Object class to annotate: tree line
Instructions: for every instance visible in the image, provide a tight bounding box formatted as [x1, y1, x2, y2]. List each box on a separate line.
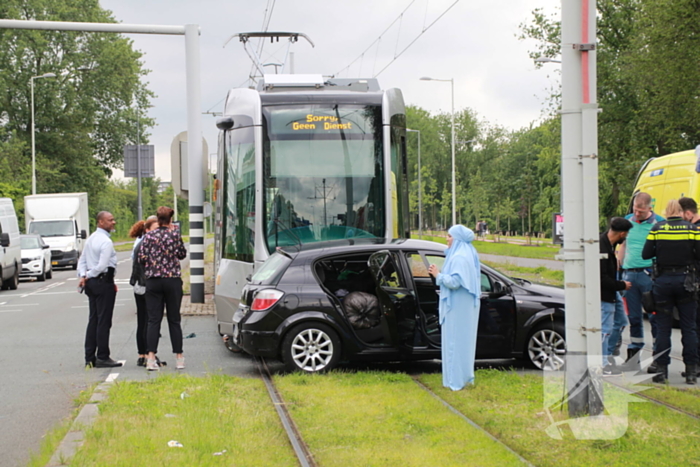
[407, 0, 700, 236]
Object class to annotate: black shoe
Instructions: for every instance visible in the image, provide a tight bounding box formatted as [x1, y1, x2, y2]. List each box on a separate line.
[602, 365, 622, 376]
[137, 357, 146, 367]
[95, 358, 123, 368]
[647, 362, 658, 374]
[156, 356, 167, 367]
[623, 348, 641, 372]
[685, 365, 697, 385]
[652, 364, 668, 384]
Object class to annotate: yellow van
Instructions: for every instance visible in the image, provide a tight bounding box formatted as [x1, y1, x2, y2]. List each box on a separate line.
[632, 147, 700, 211]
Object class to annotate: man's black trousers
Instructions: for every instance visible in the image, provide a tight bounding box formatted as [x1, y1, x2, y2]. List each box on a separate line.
[145, 277, 184, 354]
[652, 273, 698, 366]
[84, 278, 117, 363]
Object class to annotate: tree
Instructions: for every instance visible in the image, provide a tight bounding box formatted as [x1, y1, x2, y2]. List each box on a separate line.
[0, 0, 154, 201]
[520, 0, 700, 222]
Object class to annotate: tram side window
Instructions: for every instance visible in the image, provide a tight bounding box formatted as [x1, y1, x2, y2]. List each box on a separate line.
[222, 126, 256, 262]
[390, 113, 408, 238]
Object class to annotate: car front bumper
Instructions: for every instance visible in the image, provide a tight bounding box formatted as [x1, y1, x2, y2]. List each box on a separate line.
[20, 259, 44, 277]
[50, 249, 78, 267]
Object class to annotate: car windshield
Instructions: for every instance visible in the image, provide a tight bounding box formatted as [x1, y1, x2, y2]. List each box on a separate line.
[29, 220, 73, 237]
[20, 236, 42, 249]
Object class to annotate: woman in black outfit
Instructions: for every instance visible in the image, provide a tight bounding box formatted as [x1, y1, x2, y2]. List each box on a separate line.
[128, 216, 158, 367]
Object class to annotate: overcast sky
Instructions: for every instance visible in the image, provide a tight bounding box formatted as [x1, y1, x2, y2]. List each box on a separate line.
[99, 0, 560, 182]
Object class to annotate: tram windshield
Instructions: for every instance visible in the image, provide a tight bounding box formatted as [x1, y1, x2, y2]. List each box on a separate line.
[263, 104, 385, 251]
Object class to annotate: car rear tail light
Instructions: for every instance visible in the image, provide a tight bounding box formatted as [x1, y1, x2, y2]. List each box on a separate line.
[251, 289, 284, 311]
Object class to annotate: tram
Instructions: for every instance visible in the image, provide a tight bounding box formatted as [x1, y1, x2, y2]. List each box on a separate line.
[213, 73, 410, 346]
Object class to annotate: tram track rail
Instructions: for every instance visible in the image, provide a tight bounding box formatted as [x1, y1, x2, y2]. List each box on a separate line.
[255, 357, 317, 467]
[606, 378, 700, 421]
[410, 375, 536, 467]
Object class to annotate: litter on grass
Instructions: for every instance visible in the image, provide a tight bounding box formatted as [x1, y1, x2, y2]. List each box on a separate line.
[165, 413, 177, 418]
[213, 449, 228, 456]
[168, 440, 184, 448]
[180, 392, 189, 400]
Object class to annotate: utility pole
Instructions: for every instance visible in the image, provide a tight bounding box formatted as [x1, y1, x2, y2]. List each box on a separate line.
[560, 0, 603, 416]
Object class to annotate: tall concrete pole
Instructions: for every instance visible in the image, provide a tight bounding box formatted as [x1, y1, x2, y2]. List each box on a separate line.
[185, 24, 205, 303]
[561, 0, 603, 416]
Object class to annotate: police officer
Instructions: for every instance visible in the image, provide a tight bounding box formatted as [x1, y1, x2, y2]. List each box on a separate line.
[77, 211, 121, 368]
[642, 199, 700, 384]
[679, 196, 700, 378]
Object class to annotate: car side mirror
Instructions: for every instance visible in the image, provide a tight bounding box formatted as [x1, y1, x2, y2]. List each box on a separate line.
[246, 274, 252, 282]
[80, 230, 87, 240]
[0, 233, 9, 247]
[490, 281, 507, 298]
[42, 244, 50, 249]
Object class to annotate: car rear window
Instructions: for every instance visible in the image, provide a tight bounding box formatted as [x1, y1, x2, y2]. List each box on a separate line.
[251, 252, 292, 285]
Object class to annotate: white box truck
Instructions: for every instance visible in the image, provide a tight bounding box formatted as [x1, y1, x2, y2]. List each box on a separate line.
[25, 193, 89, 270]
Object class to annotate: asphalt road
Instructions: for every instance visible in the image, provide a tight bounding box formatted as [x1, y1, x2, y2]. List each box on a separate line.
[0, 249, 257, 467]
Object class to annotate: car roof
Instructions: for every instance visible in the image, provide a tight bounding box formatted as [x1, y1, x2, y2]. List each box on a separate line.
[278, 238, 447, 261]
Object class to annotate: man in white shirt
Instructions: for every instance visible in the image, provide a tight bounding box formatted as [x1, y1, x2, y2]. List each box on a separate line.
[77, 211, 121, 368]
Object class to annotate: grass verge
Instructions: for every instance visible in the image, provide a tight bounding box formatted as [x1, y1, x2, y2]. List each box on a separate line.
[418, 234, 559, 260]
[69, 374, 297, 467]
[642, 385, 700, 417]
[482, 260, 564, 287]
[26, 384, 96, 467]
[419, 370, 700, 467]
[274, 371, 527, 467]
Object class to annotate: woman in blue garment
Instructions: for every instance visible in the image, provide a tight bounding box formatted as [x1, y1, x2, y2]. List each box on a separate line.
[428, 225, 481, 390]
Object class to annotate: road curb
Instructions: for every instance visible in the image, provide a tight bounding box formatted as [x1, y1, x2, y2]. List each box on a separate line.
[45, 380, 113, 467]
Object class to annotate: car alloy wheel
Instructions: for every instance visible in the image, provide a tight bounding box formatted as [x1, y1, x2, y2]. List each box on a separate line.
[527, 323, 566, 371]
[282, 323, 340, 373]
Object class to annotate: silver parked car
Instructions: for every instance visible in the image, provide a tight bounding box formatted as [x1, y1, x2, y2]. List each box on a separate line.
[20, 234, 52, 281]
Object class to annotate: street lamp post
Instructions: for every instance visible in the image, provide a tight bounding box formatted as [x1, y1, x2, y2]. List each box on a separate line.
[406, 129, 422, 237]
[420, 76, 456, 226]
[30, 72, 56, 195]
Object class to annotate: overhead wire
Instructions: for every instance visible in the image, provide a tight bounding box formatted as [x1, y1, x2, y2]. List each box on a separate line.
[336, 0, 416, 77]
[374, 0, 460, 77]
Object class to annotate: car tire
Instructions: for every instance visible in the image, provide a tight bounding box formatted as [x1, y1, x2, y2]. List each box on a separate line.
[46, 265, 52, 280]
[526, 321, 566, 371]
[71, 263, 77, 270]
[281, 322, 341, 373]
[4, 265, 20, 290]
[37, 262, 46, 282]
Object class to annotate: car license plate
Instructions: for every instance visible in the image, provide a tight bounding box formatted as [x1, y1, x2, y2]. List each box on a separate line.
[52, 261, 58, 265]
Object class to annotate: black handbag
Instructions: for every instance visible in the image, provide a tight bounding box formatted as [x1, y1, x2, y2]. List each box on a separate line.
[641, 290, 656, 313]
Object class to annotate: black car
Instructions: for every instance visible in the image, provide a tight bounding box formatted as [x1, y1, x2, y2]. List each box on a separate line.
[232, 238, 566, 373]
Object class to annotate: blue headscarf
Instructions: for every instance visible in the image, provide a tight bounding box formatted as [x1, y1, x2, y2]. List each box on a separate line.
[439, 225, 481, 320]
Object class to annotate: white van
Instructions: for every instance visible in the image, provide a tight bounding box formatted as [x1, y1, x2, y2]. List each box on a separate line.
[0, 198, 21, 290]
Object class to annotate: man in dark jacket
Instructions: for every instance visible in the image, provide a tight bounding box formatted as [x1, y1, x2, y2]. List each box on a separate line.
[601, 217, 633, 375]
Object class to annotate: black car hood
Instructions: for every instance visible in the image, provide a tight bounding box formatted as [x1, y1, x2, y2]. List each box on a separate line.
[515, 281, 565, 301]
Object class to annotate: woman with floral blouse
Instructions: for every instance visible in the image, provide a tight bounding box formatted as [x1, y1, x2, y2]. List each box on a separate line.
[138, 206, 188, 371]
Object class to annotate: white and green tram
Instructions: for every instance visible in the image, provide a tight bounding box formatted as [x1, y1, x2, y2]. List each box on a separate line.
[213, 74, 410, 348]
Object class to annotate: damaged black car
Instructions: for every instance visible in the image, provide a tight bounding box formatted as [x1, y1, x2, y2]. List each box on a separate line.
[231, 238, 566, 373]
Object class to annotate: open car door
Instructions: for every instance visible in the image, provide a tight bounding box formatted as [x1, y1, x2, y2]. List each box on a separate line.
[368, 250, 420, 350]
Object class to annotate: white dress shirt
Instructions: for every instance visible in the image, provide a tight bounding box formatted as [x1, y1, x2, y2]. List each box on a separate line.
[77, 228, 117, 278]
